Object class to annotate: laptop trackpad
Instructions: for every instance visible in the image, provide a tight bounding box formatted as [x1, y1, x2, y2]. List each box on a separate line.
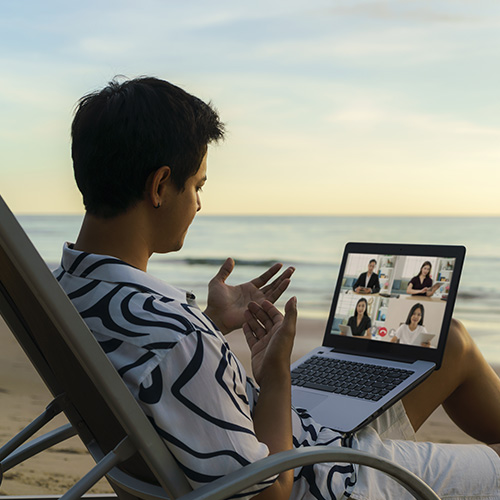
[292, 389, 328, 410]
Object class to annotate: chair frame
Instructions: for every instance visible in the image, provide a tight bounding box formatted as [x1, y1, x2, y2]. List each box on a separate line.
[0, 195, 440, 500]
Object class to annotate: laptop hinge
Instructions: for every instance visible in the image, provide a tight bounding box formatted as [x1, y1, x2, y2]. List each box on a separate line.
[329, 348, 414, 365]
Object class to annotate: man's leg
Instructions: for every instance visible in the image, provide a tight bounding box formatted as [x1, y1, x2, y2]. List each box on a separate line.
[403, 319, 500, 444]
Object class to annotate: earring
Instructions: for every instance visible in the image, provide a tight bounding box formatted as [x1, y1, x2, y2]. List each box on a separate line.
[154, 202, 161, 209]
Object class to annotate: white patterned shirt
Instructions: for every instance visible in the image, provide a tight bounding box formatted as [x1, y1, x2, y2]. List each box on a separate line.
[55, 243, 358, 499]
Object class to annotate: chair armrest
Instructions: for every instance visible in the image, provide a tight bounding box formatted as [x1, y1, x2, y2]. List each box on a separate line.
[178, 446, 440, 500]
[104, 446, 439, 500]
[1, 427, 439, 500]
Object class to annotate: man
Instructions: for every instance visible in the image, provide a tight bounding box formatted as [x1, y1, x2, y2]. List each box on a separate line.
[55, 76, 500, 500]
[353, 259, 381, 294]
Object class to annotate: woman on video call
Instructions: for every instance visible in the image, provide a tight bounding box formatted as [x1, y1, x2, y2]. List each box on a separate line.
[391, 303, 431, 347]
[347, 298, 372, 338]
[407, 261, 439, 297]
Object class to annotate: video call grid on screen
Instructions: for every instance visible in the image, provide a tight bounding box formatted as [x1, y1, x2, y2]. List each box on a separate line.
[330, 252, 457, 349]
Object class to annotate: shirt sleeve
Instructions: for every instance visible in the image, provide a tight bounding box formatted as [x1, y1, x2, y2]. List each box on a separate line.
[409, 276, 419, 289]
[132, 329, 277, 498]
[353, 273, 363, 290]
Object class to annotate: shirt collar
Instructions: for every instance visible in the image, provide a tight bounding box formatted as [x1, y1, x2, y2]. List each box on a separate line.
[61, 242, 189, 303]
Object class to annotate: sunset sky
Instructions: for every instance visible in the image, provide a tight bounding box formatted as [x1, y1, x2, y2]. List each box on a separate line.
[1, 0, 500, 215]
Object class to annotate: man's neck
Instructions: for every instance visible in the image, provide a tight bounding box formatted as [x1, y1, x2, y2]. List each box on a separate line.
[74, 211, 151, 271]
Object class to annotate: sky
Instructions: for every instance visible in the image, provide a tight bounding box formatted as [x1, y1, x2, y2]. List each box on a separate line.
[1, 0, 500, 216]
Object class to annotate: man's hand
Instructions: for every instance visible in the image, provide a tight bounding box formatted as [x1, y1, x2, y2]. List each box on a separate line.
[204, 258, 294, 334]
[242, 298, 297, 385]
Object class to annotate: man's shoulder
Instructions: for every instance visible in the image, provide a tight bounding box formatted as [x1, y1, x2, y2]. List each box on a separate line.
[55, 266, 206, 341]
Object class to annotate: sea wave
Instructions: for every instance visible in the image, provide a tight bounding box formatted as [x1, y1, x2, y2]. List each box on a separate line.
[457, 290, 500, 300]
[454, 305, 500, 316]
[152, 256, 337, 268]
[187, 257, 280, 267]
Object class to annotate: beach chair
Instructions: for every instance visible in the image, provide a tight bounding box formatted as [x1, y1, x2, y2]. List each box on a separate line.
[0, 194, 440, 500]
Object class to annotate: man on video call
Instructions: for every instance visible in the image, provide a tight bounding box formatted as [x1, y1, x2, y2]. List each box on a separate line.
[353, 259, 381, 294]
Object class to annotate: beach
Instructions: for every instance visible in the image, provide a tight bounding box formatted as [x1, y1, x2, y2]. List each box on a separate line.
[0, 314, 489, 496]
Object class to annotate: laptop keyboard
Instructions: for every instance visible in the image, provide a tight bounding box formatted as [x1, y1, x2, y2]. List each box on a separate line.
[291, 356, 413, 402]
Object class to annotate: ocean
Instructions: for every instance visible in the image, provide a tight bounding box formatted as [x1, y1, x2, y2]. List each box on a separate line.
[16, 214, 500, 364]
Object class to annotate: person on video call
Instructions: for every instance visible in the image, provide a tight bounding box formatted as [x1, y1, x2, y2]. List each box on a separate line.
[391, 303, 431, 347]
[55, 77, 500, 500]
[346, 298, 372, 338]
[353, 259, 380, 294]
[406, 261, 440, 297]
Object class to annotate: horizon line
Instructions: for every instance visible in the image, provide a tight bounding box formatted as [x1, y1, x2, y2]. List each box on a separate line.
[14, 211, 500, 218]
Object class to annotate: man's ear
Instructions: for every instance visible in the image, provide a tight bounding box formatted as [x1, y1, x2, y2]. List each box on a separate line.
[148, 166, 172, 208]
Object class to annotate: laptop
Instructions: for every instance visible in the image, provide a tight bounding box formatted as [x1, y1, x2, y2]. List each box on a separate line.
[291, 242, 465, 434]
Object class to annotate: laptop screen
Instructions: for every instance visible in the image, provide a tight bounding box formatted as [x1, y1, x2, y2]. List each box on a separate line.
[324, 243, 465, 368]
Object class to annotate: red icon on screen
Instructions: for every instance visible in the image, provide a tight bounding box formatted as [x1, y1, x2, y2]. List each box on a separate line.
[378, 327, 388, 337]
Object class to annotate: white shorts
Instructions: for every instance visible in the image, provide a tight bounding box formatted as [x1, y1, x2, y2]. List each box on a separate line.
[350, 401, 500, 500]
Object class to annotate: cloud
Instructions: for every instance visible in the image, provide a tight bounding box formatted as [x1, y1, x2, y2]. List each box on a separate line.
[77, 37, 137, 58]
[327, 103, 500, 139]
[324, 1, 472, 24]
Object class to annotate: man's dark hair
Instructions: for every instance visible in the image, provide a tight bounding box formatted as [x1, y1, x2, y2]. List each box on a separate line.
[71, 76, 225, 217]
[369, 259, 377, 265]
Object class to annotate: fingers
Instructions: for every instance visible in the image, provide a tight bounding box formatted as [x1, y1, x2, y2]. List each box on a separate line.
[248, 301, 278, 331]
[260, 299, 288, 324]
[244, 306, 269, 340]
[243, 299, 296, 335]
[243, 300, 283, 341]
[282, 296, 298, 329]
[250, 263, 284, 288]
[210, 257, 235, 284]
[263, 277, 291, 303]
[242, 322, 258, 349]
[260, 266, 295, 301]
[243, 298, 297, 355]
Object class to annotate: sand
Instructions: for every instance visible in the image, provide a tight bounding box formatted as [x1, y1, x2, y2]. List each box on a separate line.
[0, 314, 491, 496]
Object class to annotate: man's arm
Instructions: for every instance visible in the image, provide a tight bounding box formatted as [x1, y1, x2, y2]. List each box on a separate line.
[243, 299, 297, 500]
[353, 273, 363, 292]
[251, 366, 293, 499]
